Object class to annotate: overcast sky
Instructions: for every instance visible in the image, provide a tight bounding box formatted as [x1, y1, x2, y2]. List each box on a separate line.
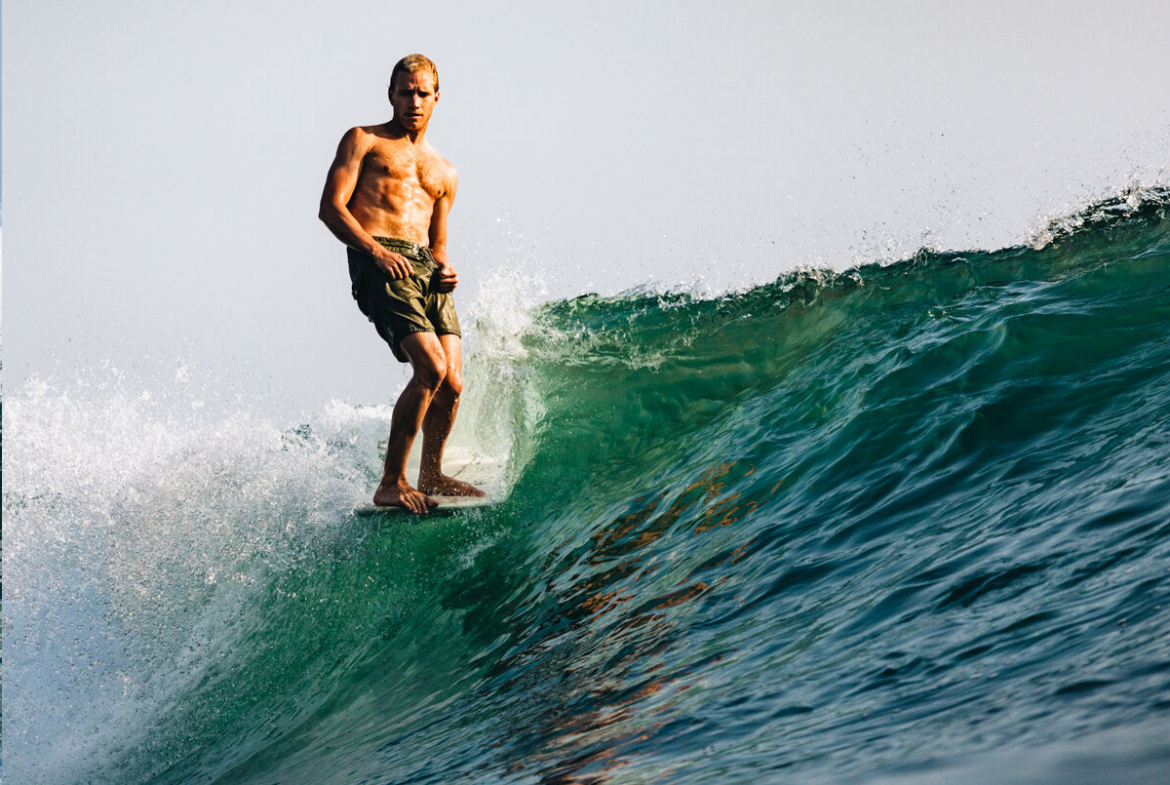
[4, 0, 1167, 409]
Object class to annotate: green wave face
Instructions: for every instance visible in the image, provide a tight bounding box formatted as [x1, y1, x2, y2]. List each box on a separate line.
[5, 190, 1170, 785]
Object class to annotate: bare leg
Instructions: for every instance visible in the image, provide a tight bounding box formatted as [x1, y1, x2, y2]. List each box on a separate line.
[418, 334, 485, 497]
[372, 333, 448, 513]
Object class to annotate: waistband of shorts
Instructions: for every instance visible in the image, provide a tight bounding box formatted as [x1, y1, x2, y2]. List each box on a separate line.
[371, 236, 435, 264]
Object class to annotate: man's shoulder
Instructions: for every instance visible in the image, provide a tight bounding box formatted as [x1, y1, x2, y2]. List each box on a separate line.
[342, 123, 392, 144]
[335, 124, 384, 158]
[434, 151, 459, 181]
[423, 144, 458, 184]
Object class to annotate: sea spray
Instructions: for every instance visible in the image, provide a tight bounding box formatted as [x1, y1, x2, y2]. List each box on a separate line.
[2, 373, 524, 784]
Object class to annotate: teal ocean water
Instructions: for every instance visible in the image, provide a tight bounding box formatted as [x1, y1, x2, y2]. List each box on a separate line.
[4, 189, 1170, 784]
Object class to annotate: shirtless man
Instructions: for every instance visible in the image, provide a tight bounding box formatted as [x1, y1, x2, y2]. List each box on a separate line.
[319, 54, 483, 513]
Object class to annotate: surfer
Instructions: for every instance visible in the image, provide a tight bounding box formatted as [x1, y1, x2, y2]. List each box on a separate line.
[319, 54, 484, 513]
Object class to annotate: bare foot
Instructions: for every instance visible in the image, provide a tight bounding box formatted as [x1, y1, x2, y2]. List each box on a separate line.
[418, 474, 487, 497]
[373, 480, 438, 514]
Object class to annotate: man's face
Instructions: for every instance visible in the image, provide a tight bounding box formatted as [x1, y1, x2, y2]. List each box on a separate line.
[390, 70, 439, 131]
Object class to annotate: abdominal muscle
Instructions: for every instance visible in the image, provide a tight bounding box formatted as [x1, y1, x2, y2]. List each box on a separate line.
[349, 171, 435, 245]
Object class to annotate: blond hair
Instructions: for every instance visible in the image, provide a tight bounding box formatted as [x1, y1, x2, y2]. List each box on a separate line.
[390, 54, 439, 92]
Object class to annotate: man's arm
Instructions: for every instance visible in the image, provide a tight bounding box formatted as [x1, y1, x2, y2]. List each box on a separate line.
[319, 128, 414, 279]
[428, 168, 459, 293]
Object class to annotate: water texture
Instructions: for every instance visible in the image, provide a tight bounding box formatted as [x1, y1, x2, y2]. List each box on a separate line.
[4, 189, 1170, 784]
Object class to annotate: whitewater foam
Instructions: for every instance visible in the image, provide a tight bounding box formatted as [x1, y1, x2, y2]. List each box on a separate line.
[1, 363, 528, 783]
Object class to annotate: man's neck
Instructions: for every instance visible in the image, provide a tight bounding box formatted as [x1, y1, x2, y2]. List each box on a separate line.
[388, 117, 427, 144]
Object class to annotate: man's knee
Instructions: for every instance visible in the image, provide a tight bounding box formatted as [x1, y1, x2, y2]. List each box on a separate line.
[402, 332, 449, 391]
[412, 359, 447, 392]
[440, 370, 463, 398]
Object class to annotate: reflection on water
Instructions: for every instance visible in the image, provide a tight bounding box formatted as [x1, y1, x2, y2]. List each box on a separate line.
[485, 460, 777, 784]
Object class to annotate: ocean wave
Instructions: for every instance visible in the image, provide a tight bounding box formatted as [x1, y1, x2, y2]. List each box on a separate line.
[4, 189, 1169, 784]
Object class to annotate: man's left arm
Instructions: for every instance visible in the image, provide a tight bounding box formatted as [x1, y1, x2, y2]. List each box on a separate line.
[429, 169, 459, 293]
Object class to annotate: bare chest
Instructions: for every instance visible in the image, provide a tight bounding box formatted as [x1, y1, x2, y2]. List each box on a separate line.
[361, 143, 446, 200]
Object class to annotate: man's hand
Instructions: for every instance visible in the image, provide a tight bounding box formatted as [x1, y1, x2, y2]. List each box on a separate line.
[377, 251, 415, 280]
[435, 264, 459, 292]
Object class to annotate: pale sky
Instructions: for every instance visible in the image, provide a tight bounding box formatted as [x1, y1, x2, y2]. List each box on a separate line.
[4, 0, 1167, 409]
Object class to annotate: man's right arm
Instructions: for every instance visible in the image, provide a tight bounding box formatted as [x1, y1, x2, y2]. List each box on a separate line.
[319, 128, 414, 279]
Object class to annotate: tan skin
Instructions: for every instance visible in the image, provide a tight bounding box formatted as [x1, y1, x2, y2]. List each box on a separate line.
[319, 68, 484, 513]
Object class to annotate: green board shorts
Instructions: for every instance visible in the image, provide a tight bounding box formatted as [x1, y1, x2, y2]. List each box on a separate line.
[348, 237, 462, 363]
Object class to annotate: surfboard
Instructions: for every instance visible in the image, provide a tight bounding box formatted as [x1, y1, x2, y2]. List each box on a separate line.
[354, 494, 497, 517]
[352, 448, 505, 517]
